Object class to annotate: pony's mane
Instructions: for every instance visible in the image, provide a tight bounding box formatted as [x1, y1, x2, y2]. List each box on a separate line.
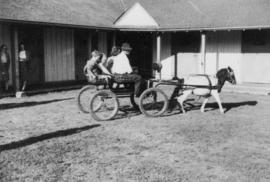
[216, 68, 230, 93]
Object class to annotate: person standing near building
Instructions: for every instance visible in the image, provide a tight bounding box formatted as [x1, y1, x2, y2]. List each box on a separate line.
[0, 44, 10, 92]
[18, 43, 30, 91]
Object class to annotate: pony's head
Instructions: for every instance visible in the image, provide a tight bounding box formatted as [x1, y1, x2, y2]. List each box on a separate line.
[216, 67, 236, 92]
[227, 67, 236, 85]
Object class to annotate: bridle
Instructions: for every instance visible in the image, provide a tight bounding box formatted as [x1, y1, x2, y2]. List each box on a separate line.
[227, 68, 236, 84]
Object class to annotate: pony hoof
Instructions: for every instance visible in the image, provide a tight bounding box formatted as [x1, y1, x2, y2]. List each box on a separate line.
[200, 110, 205, 113]
[220, 111, 224, 114]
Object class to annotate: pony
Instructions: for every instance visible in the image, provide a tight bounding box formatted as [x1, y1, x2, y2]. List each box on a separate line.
[177, 67, 236, 114]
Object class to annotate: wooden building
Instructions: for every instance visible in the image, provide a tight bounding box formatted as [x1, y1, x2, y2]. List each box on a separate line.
[115, 0, 270, 84]
[1, 0, 270, 93]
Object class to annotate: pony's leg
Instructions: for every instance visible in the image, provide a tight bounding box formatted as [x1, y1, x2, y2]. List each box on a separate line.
[211, 90, 224, 114]
[177, 90, 192, 114]
[200, 97, 209, 113]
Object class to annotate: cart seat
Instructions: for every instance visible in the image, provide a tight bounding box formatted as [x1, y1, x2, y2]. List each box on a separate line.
[87, 79, 108, 85]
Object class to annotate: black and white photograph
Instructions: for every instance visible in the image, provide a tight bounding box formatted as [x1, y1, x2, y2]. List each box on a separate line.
[0, 0, 270, 181]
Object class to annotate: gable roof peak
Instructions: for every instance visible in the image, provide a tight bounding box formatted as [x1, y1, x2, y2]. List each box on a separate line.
[114, 2, 159, 29]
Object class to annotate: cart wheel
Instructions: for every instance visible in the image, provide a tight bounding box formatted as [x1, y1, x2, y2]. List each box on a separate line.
[139, 88, 168, 117]
[76, 85, 96, 113]
[90, 90, 119, 121]
[130, 93, 139, 109]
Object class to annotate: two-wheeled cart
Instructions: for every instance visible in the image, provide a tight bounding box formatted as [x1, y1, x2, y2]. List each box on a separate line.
[77, 80, 138, 121]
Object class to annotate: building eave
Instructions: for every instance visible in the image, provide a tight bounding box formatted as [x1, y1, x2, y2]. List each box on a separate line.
[2, 18, 270, 32]
[158, 25, 270, 32]
[0, 18, 117, 31]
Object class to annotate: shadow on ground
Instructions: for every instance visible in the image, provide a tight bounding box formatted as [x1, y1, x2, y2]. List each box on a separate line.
[92, 100, 258, 120]
[182, 100, 258, 113]
[163, 100, 258, 115]
[116, 106, 141, 120]
[207, 100, 258, 113]
[0, 98, 73, 110]
[0, 124, 100, 152]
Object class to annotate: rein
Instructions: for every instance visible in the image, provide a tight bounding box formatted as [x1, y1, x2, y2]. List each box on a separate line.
[182, 84, 218, 89]
[183, 74, 217, 89]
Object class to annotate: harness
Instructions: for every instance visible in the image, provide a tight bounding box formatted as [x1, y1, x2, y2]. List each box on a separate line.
[183, 74, 218, 97]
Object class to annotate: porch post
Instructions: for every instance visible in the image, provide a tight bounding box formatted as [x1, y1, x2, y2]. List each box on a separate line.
[87, 31, 92, 53]
[112, 32, 116, 46]
[174, 54, 178, 78]
[200, 33, 206, 74]
[11, 26, 19, 91]
[156, 33, 161, 79]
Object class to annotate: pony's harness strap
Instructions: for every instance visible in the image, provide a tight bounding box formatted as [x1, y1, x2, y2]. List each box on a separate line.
[183, 75, 218, 96]
[182, 84, 218, 89]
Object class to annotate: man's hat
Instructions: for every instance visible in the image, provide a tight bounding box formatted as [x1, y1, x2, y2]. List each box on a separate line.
[121, 42, 132, 51]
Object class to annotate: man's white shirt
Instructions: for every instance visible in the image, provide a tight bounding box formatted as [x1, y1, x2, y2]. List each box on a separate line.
[19, 50, 27, 62]
[111, 52, 132, 74]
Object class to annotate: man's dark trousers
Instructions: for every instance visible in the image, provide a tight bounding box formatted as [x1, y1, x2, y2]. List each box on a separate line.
[113, 73, 145, 97]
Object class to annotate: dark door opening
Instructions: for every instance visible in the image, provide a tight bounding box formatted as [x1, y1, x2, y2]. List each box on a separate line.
[116, 32, 153, 78]
[18, 25, 44, 86]
[74, 30, 90, 81]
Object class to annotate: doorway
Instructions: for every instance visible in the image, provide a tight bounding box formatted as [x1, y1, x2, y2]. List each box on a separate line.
[116, 32, 153, 78]
[18, 25, 44, 86]
[74, 30, 90, 81]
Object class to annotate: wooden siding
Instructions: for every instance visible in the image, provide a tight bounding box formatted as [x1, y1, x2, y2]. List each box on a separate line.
[241, 30, 270, 83]
[205, 32, 218, 75]
[0, 24, 11, 52]
[153, 33, 174, 79]
[44, 27, 75, 82]
[205, 31, 242, 81]
[172, 32, 200, 77]
[0, 23, 12, 85]
[98, 32, 107, 54]
[176, 53, 200, 77]
[160, 33, 174, 79]
[74, 30, 90, 81]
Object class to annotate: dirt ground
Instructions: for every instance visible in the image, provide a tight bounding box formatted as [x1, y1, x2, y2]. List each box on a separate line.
[0, 88, 270, 182]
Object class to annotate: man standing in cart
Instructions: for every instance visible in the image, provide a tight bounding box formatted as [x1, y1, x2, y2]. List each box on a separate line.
[111, 42, 145, 97]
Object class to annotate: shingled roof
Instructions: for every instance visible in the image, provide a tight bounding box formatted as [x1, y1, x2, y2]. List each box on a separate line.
[1, 0, 270, 31]
[0, 0, 123, 29]
[122, 0, 270, 31]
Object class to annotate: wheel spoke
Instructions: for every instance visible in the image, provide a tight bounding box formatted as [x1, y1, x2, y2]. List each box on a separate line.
[77, 86, 96, 113]
[90, 90, 119, 121]
[139, 88, 168, 117]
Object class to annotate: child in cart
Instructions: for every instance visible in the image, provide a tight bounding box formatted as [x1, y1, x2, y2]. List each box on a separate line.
[83, 50, 112, 85]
